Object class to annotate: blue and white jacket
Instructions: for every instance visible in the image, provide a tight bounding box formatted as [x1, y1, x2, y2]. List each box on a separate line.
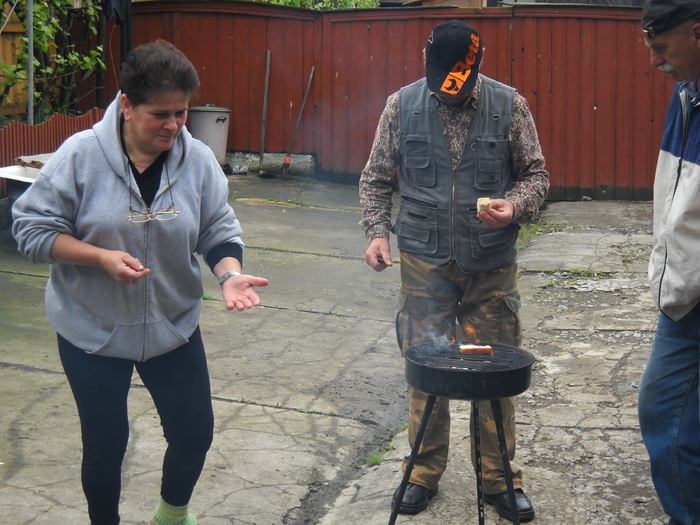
[649, 83, 700, 321]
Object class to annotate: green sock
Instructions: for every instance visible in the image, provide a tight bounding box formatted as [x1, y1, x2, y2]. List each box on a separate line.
[152, 497, 197, 525]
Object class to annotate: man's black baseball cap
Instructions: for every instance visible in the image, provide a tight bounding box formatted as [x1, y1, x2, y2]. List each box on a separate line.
[425, 20, 483, 96]
[642, 0, 700, 38]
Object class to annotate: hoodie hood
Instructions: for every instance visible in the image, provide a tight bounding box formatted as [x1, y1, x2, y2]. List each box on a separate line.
[93, 92, 195, 190]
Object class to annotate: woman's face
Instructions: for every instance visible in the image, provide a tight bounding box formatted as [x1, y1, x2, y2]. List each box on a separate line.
[121, 91, 190, 156]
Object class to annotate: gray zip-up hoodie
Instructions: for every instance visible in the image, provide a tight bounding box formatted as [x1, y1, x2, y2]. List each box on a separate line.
[12, 94, 244, 361]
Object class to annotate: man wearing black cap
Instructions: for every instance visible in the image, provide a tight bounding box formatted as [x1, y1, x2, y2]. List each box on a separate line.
[638, 2, 700, 524]
[360, 20, 548, 521]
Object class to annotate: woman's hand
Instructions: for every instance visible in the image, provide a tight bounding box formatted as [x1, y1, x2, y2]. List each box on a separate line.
[50, 233, 150, 285]
[101, 250, 150, 285]
[221, 274, 270, 311]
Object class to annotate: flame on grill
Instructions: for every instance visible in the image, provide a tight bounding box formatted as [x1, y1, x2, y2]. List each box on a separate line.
[451, 323, 480, 344]
[463, 322, 479, 343]
[457, 323, 493, 355]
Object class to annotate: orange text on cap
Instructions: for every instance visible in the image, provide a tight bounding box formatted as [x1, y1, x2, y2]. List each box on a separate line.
[439, 34, 481, 94]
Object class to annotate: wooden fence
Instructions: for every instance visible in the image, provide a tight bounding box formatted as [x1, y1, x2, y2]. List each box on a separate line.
[0, 108, 105, 196]
[0, 2, 25, 115]
[114, 2, 673, 200]
[2, 2, 676, 200]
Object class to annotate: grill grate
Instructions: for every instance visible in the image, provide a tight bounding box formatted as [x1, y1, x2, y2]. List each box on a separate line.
[406, 343, 535, 372]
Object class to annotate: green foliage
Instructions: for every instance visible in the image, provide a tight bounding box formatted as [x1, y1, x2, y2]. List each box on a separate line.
[566, 268, 607, 278]
[0, 0, 105, 123]
[367, 427, 397, 466]
[517, 221, 570, 251]
[367, 450, 384, 466]
[257, 0, 378, 9]
[368, 443, 394, 466]
[268, 197, 305, 206]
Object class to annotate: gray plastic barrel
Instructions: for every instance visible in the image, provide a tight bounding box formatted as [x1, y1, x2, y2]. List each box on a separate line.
[188, 105, 231, 165]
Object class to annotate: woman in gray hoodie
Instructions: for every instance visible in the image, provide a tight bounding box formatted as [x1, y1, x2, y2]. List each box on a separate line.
[12, 40, 268, 525]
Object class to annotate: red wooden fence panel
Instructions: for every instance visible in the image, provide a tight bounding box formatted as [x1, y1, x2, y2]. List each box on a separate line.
[509, 6, 675, 200]
[118, 2, 323, 158]
[0, 109, 106, 167]
[4, 3, 678, 201]
[307, 5, 674, 199]
[0, 109, 106, 196]
[317, 9, 516, 183]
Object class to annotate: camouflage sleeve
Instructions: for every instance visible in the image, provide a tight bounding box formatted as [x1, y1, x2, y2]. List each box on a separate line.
[359, 92, 401, 241]
[506, 93, 550, 224]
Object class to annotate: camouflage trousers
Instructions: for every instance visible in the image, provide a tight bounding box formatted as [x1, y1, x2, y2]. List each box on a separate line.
[396, 252, 523, 493]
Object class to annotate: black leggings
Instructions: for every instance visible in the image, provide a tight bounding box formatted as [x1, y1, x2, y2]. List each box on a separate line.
[58, 326, 214, 525]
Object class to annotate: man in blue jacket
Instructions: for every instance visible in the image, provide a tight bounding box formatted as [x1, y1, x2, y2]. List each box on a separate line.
[639, 1, 700, 524]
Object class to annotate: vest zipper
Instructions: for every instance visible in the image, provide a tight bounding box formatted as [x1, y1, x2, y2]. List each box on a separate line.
[451, 165, 457, 258]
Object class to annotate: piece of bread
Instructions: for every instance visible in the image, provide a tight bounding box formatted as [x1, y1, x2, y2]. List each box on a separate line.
[477, 197, 492, 213]
[459, 343, 494, 355]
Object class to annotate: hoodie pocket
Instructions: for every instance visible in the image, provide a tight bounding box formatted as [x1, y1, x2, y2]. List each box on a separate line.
[91, 318, 189, 361]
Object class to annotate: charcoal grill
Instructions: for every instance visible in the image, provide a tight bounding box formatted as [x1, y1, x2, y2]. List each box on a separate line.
[389, 342, 536, 525]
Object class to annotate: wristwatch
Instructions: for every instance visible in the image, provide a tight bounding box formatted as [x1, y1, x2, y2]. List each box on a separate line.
[218, 270, 241, 287]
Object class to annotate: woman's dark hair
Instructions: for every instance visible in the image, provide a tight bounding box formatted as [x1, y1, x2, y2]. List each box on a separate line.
[120, 40, 200, 107]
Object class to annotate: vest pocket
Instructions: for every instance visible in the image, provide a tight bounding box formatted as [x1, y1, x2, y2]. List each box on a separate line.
[473, 136, 508, 191]
[395, 198, 439, 255]
[471, 222, 519, 259]
[404, 139, 436, 187]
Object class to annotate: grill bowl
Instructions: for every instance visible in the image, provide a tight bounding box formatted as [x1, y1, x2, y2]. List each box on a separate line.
[405, 342, 536, 400]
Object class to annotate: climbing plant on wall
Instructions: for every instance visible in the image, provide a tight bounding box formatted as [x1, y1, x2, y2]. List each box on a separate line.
[0, 0, 104, 124]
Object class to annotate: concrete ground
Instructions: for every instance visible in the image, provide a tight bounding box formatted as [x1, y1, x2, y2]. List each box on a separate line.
[0, 173, 666, 525]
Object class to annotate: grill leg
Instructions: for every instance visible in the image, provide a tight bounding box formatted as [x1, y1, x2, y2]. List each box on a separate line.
[491, 399, 520, 525]
[473, 401, 485, 525]
[388, 394, 437, 525]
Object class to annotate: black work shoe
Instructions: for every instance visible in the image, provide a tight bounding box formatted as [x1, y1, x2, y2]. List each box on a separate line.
[483, 488, 535, 522]
[391, 482, 439, 514]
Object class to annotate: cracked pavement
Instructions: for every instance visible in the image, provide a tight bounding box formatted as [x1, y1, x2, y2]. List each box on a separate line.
[0, 179, 666, 524]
